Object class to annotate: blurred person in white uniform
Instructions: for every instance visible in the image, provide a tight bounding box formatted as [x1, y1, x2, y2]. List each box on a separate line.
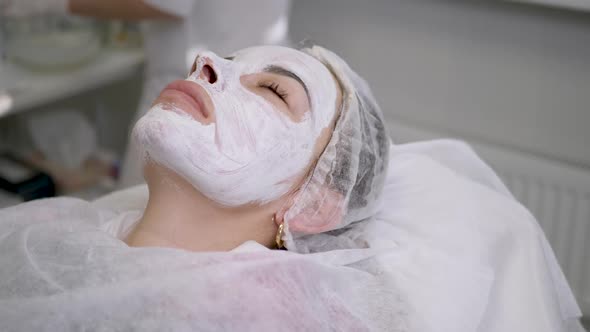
[0, 0, 292, 187]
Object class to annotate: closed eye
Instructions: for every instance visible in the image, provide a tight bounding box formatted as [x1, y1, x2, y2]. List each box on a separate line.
[259, 81, 289, 102]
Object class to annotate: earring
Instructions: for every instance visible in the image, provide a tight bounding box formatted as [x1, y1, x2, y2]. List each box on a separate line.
[273, 216, 285, 250]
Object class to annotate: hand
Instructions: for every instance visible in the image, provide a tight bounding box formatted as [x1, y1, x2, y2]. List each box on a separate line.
[0, 0, 68, 17]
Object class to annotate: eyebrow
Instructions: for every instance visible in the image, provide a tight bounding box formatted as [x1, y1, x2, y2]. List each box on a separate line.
[263, 65, 311, 106]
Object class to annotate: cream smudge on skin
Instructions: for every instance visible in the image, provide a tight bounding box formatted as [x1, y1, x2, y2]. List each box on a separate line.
[132, 46, 338, 206]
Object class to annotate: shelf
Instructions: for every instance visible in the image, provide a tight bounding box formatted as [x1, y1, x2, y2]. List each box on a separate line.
[0, 48, 144, 118]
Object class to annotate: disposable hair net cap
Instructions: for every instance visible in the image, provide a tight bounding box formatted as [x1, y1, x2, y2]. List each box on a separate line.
[282, 45, 390, 252]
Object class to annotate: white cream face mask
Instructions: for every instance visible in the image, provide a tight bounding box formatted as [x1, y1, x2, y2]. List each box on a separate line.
[132, 46, 338, 206]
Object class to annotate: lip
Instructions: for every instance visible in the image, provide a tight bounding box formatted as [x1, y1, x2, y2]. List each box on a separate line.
[157, 80, 213, 122]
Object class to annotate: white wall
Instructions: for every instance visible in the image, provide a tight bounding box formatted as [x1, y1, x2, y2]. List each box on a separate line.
[290, 0, 590, 169]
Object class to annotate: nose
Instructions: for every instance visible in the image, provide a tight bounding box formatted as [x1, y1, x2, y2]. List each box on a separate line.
[190, 56, 218, 85]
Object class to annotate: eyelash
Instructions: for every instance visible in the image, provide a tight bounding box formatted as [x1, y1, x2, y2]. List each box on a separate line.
[259, 82, 288, 101]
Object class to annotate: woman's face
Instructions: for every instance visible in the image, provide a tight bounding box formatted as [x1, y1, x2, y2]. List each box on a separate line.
[133, 46, 340, 207]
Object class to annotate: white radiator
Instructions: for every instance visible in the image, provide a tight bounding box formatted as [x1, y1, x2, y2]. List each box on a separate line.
[388, 120, 590, 316]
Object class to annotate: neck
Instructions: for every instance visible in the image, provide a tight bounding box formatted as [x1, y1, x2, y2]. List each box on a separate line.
[124, 164, 279, 251]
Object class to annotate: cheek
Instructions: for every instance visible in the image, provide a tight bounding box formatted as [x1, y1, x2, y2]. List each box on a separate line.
[280, 124, 334, 190]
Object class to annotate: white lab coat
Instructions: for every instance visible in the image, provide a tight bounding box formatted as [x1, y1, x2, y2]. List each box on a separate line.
[119, 0, 291, 187]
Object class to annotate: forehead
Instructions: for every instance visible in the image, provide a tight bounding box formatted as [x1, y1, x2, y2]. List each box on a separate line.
[232, 46, 330, 79]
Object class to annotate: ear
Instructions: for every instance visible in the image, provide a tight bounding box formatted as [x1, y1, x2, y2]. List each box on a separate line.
[279, 187, 345, 234]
